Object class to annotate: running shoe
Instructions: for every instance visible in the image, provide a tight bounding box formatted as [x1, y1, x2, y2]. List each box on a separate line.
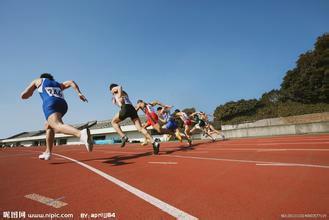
[38, 152, 51, 160]
[153, 141, 160, 155]
[120, 136, 129, 148]
[221, 134, 226, 140]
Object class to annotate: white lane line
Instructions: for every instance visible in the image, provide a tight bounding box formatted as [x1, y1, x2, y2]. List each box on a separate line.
[161, 155, 329, 169]
[52, 153, 197, 220]
[256, 163, 329, 168]
[46, 196, 66, 206]
[256, 163, 299, 167]
[25, 193, 67, 209]
[148, 162, 178, 165]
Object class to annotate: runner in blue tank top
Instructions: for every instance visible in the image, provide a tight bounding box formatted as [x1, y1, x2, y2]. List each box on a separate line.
[21, 73, 93, 160]
[38, 77, 68, 120]
[156, 106, 190, 144]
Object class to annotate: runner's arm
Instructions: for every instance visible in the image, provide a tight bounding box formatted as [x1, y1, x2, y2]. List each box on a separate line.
[151, 100, 172, 109]
[189, 112, 197, 117]
[61, 80, 88, 102]
[158, 117, 166, 124]
[21, 79, 39, 99]
[150, 100, 164, 106]
[117, 85, 123, 97]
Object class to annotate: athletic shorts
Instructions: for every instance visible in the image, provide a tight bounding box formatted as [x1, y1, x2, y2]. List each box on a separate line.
[165, 120, 178, 131]
[198, 120, 206, 128]
[145, 112, 159, 127]
[43, 99, 68, 120]
[119, 104, 139, 121]
[195, 120, 206, 129]
[184, 119, 192, 126]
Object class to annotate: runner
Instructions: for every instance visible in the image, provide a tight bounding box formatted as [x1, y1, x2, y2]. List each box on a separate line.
[199, 112, 225, 140]
[20, 73, 93, 160]
[135, 100, 163, 132]
[205, 124, 226, 140]
[156, 106, 192, 146]
[190, 111, 216, 142]
[135, 100, 180, 144]
[173, 109, 193, 141]
[109, 84, 160, 154]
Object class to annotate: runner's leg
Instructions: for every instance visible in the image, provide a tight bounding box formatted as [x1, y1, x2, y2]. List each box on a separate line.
[111, 113, 125, 138]
[45, 123, 54, 153]
[47, 113, 80, 137]
[133, 117, 153, 143]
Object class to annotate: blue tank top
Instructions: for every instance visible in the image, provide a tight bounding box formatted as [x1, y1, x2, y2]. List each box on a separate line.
[38, 78, 65, 104]
[162, 110, 175, 123]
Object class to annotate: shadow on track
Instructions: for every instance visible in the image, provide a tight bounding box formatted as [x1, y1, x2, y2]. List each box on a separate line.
[50, 142, 206, 166]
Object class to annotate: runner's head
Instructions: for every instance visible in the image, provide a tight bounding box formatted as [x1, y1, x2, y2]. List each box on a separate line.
[174, 109, 180, 113]
[40, 73, 54, 81]
[137, 100, 146, 108]
[109, 83, 119, 94]
[157, 107, 163, 113]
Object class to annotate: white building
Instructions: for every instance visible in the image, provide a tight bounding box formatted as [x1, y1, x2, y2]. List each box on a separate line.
[0, 117, 202, 147]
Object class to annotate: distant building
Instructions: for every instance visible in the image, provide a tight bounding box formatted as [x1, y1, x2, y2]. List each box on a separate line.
[0, 116, 202, 147]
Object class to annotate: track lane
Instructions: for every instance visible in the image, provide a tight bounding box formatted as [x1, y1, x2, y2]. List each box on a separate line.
[1, 134, 328, 219]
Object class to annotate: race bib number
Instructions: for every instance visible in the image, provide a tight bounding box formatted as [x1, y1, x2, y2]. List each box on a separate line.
[45, 87, 64, 98]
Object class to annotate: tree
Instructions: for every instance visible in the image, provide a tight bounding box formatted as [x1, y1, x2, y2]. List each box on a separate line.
[213, 99, 258, 122]
[280, 33, 329, 103]
[259, 89, 280, 105]
[212, 33, 329, 125]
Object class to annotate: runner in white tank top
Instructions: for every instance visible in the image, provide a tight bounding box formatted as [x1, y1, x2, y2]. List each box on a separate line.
[109, 84, 160, 154]
[174, 109, 193, 145]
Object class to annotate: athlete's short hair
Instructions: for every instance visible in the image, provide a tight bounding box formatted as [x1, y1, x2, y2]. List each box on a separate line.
[137, 100, 144, 104]
[174, 109, 180, 113]
[40, 73, 54, 81]
[157, 107, 163, 111]
[109, 83, 118, 91]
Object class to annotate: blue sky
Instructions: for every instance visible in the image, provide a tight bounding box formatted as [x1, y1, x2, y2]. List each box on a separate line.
[0, 0, 328, 138]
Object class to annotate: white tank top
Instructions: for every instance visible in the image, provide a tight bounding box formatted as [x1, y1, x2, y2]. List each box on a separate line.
[113, 94, 132, 107]
[181, 112, 190, 122]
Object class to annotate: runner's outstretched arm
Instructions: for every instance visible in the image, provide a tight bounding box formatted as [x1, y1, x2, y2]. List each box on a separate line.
[116, 85, 123, 97]
[21, 79, 39, 99]
[189, 112, 197, 117]
[150, 100, 164, 106]
[61, 80, 88, 102]
[151, 100, 172, 109]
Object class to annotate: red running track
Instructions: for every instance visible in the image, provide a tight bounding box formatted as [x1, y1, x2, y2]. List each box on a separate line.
[1, 134, 329, 219]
